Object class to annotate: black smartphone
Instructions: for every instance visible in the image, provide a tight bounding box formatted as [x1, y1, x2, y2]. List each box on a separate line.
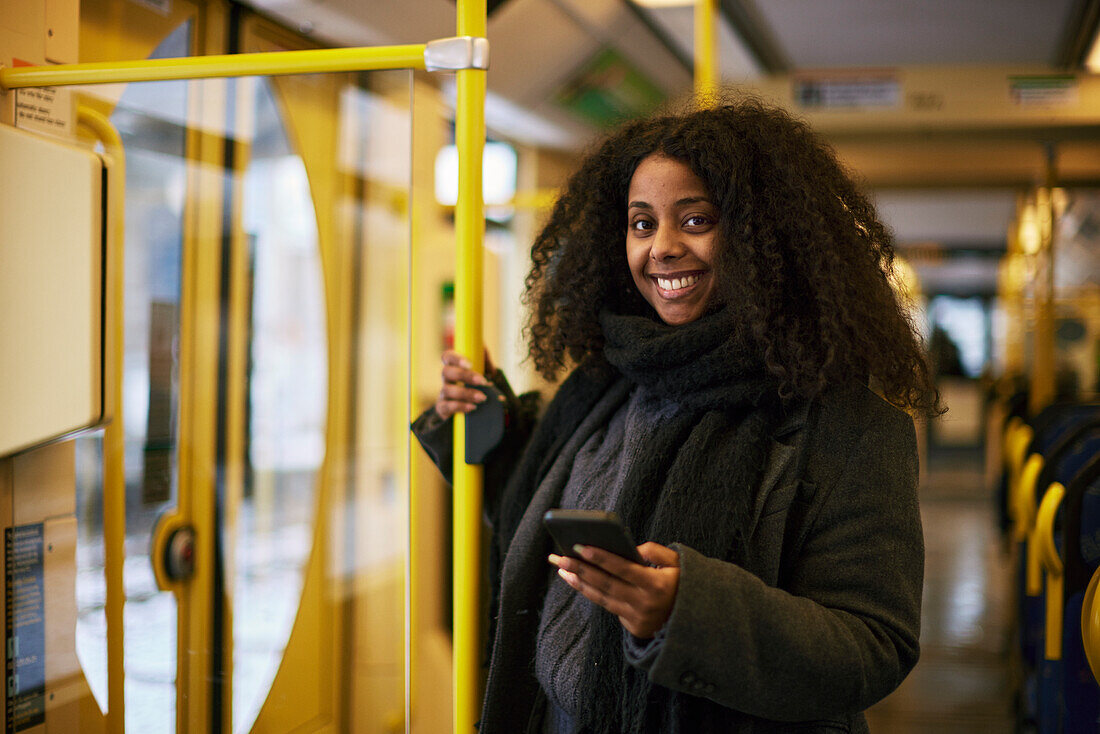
[543, 509, 645, 564]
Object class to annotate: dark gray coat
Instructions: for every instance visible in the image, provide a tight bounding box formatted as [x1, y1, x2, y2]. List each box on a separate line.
[413, 370, 923, 734]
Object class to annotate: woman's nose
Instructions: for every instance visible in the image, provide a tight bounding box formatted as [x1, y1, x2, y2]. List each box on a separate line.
[650, 227, 685, 260]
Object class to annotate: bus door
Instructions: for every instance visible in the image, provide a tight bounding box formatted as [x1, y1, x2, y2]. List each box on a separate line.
[74, 2, 413, 731]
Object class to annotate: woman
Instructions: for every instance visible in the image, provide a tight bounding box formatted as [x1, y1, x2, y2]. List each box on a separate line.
[414, 97, 932, 734]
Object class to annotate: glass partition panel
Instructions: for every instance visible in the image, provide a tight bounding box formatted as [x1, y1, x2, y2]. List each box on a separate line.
[228, 63, 413, 733]
[232, 74, 326, 732]
[73, 50, 415, 734]
[75, 18, 192, 734]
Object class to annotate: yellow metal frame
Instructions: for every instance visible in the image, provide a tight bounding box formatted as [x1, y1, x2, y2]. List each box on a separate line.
[178, 50, 230, 734]
[76, 106, 127, 734]
[1035, 482, 1065, 661]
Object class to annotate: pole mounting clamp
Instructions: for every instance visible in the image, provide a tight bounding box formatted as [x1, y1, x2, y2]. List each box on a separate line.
[424, 36, 489, 71]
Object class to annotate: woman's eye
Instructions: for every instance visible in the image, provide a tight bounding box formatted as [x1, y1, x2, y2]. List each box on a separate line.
[630, 219, 654, 233]
[685, 214, 713, 228]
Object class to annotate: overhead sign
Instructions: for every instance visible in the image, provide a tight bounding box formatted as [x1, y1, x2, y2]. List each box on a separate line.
[554, 47, 665, 128]
[794, 72, 901, 109]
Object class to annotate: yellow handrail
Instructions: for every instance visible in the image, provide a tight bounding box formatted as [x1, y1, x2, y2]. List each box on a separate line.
[0, 45, 427, 89]
[1035, 482, 1065, 660]
[76, 106, 126, 734]
[1082, 565, 1100, 683]
[694, 0, 718, 101]
[453, 1, 488, 732]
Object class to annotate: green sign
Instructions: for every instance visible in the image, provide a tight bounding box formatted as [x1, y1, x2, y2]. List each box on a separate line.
[554, 48, 665, 128]
[1009, 75, 1078, 107]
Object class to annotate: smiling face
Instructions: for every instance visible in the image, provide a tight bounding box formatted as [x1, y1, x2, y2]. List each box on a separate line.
[626, 154, 720, 326]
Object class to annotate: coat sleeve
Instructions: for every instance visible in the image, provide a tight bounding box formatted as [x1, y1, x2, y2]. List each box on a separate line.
[643, 405, 923, 721]
[410, 370, 541, 517]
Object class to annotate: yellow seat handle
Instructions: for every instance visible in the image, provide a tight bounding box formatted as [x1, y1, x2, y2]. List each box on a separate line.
[1006, 422, 1034, 540]
[1036, 483, 1065, 660]
[1021, 454, 1047, 598]
[1083, 564, 1100, 683]
[1036, 483, 1065, 577]
[1016, 453, 1045, 543]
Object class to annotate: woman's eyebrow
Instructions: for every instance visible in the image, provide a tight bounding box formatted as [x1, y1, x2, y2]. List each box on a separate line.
[629, 196, 712, 207]
[628, 197, 712, 209]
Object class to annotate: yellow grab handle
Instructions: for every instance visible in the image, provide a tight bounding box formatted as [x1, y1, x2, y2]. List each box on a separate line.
[1017, 453, 1044, 541]
[1021, 455, 1046, 597]
[1007, 423, 1034, 537]
[1036, 483, 1065, 577]
[1036, 483, 1065, 660]
[1083, 564, 1100, 683]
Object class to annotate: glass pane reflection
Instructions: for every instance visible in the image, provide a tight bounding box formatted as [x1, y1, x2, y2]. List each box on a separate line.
[232, 76, 326, 733]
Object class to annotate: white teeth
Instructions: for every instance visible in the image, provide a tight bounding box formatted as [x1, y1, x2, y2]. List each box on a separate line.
[656, 274, 700, 292]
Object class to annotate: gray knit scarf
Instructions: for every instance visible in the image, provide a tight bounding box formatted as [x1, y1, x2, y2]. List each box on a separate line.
[572, 307, 783, 734]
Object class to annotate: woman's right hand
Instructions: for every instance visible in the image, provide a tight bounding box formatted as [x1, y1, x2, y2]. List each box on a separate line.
[435, 350, 492, 420]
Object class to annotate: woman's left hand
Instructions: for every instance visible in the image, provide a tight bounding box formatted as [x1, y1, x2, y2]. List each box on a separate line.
[549, 542, 680, 639]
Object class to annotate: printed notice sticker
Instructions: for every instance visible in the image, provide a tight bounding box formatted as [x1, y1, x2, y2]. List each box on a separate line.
[12, 61, 73, 138]
[1009, 75, 1078, 107]
[15, 86, 73, 138]
[5, 524, 46, 733]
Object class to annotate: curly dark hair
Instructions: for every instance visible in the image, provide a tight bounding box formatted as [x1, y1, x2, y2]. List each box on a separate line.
[524, 95, 937, 411]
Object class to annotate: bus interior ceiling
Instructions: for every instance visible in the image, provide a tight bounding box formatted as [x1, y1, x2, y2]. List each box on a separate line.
[2, 0, 1100, 733]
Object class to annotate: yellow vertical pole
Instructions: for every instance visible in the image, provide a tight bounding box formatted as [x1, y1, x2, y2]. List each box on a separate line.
[454, 1, 487, 732]
[694, 0, 718, 101]
[1030, 185, 1055, 413]
[1001, 215, 1025, 378]
[77, 107, 127, 734]
[1030, 148, 1058, 413]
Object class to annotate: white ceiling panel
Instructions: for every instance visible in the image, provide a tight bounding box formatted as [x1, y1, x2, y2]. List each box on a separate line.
[747, 0, 1079, 69]
[247, 0, 455, 47]
[488, 0, 603, 109]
